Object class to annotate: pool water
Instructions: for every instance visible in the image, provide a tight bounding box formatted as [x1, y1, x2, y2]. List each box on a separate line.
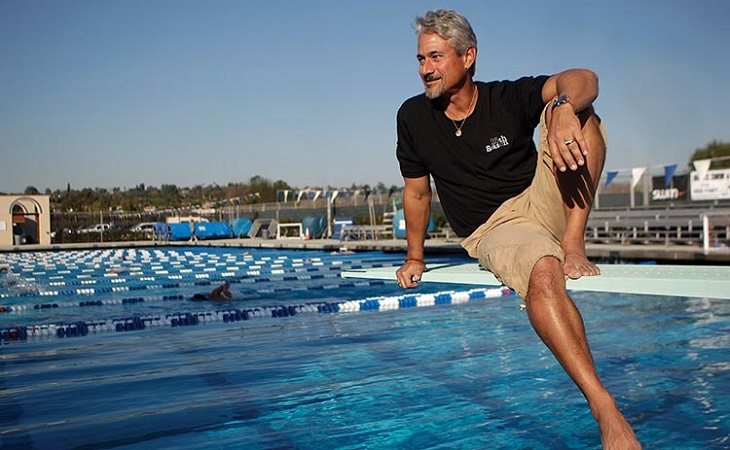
[0, 247, 728, 449]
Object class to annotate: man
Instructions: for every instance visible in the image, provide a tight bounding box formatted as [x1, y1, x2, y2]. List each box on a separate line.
[395, 9, 641, 450]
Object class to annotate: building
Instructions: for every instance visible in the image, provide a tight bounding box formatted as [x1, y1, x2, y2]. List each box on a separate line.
[0, 195, 51, 246]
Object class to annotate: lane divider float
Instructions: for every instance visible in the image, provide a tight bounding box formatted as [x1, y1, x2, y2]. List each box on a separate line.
[1, 287, 513, 342]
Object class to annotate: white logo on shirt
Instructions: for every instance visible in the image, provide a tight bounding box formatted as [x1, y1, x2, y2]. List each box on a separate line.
[485, 135, 509, 153]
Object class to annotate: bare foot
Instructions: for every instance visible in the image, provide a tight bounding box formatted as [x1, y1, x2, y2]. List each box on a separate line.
[593, 402, 642, 450]
[563, 251, 600, 279]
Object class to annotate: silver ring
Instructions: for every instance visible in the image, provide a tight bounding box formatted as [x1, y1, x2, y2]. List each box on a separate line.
[563, 139, 575, 145]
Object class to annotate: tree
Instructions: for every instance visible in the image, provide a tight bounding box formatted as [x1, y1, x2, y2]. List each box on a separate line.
[272, 179, 291, 192]
[45, 177, 398, 214]
[689, 140, 730, 169]
[247, 175, 285, 203]
[24, 186, 40, 195]
[160, 184, 181, 206]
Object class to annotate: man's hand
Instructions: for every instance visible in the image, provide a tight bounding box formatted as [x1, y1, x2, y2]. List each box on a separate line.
[548, 103, 590, 173]
[542, 69, 598, 173]
[395, 259, 426, 289]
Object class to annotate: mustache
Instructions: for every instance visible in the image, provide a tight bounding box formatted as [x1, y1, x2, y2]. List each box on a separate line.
[423, 73, 442, 82]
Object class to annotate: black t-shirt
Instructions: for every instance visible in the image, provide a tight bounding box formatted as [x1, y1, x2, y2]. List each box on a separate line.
[396, 76, 549, 237]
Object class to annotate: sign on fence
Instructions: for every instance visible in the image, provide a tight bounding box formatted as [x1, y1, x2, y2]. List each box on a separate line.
[691, 169, 730, 200]
[651, 174, 688, 202]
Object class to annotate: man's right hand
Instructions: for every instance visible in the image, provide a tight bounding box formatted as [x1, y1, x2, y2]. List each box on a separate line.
[395, 259, 426, 289]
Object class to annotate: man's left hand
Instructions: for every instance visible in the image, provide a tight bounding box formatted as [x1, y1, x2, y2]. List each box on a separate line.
[548, 106, 589, 172]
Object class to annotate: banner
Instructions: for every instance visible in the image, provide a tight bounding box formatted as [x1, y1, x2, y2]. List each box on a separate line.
[604, 170, 619, 188]
[663, 164, 677, 188]
[631, 167, 646, 189]
[651, 174, 688, 202]
[693, 159, 712, 181]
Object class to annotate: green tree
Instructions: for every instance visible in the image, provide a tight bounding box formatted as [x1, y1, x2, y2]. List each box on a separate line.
[689, 140, 730, 169]
[24, 186, 40, 195]
[160, 184, 181, 206]
[246, 175, 288, 203]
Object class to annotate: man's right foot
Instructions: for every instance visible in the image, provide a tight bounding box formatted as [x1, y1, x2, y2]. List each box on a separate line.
[562, 251, 600, 279]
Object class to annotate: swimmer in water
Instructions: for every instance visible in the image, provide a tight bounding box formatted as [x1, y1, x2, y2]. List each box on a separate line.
[191, 281, 233, 300]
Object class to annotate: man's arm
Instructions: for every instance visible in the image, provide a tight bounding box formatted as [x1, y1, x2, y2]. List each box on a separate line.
[395, 175, 431, 289]
[541, 69, 599, 173]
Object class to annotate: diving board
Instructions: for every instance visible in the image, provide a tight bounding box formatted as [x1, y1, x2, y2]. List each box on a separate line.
[341, 263, 730, 300]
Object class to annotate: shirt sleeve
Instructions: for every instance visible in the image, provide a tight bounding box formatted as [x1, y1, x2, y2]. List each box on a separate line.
[502, 75, 550, 129]
[395, 106, 429, 179]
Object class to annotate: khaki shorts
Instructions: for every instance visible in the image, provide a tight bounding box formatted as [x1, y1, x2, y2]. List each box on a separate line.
[461, 106, 606, 298]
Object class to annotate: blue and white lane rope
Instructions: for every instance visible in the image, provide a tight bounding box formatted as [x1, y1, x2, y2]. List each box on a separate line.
[0, 287, 514, 342]
[2, 250, 401, 277]
[0, 260, 393, 290]
[0, 271, 350, 305]
[9, 259, 394, 283]
[0, 279, 388, 313]
[0, 261, 403, 300]
[0, 258, 408, 303]
[23, 263, 365, 288]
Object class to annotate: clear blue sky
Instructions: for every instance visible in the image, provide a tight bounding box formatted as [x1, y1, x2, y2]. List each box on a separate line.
[1, 0, 728, 193]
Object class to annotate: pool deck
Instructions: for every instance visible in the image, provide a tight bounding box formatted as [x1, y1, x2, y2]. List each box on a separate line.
[2, 238, 729, 264]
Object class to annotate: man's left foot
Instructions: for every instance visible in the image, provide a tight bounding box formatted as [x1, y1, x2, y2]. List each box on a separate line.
[563, 252, 600, 279]
[592, 398, 642, 450]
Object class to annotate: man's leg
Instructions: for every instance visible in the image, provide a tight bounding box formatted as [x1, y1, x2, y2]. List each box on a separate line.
[526, 257, 641, 449]
[557, 108, 606, 278]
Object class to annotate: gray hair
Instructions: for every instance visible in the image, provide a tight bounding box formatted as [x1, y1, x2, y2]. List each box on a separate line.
[415, 9, 477, 75]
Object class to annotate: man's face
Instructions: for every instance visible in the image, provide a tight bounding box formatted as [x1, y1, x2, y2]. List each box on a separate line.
[417, 32, 469, 99]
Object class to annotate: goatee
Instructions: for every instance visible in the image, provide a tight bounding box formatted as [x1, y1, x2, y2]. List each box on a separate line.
[424, 85, 444, 99]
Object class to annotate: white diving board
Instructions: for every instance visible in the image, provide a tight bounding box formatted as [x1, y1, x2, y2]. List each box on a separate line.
[341, 263, 730, 300]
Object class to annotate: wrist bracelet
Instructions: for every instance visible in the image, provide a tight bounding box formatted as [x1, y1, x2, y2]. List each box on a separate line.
[551, 95, 571, 111]
[405, 258, 425, 265]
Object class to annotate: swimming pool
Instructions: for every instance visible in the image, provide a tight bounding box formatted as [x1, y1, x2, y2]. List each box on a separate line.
[0, 247, 728, 449]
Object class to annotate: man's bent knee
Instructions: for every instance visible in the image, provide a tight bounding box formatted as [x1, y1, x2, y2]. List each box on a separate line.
[579, 108, 606, 153]
[527, 256, 567, 300]
[577, 106, 597, 127]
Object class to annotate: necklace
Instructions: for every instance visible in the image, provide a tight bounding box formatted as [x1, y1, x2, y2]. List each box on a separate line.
[450, 86, 478, 137]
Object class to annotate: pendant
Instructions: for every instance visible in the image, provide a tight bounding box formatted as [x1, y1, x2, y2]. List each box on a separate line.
[455, 129, 462, 137]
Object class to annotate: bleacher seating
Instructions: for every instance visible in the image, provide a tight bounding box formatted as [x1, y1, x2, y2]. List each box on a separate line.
[586, 208, 730, 246]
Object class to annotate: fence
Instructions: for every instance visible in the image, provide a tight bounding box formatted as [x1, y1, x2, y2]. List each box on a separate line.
[46, 176, 730, 247]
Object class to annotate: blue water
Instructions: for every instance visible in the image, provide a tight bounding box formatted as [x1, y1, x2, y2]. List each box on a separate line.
[0, 247, 728, 449]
